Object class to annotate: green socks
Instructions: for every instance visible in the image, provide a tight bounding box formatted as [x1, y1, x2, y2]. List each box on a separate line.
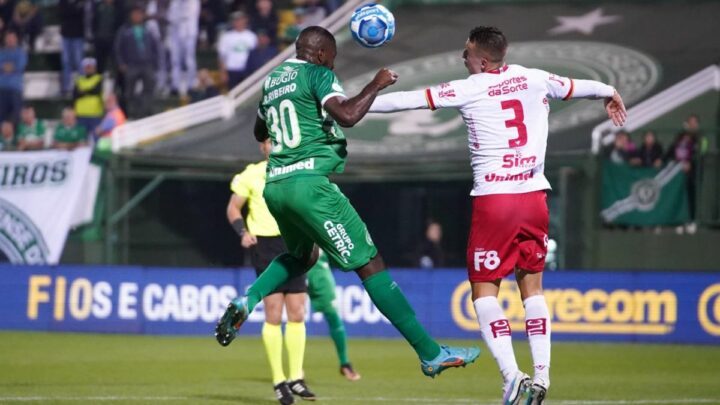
[323, 308, 350, 366]
[362, 271, 441, 361]
[247, 253, 305, 312]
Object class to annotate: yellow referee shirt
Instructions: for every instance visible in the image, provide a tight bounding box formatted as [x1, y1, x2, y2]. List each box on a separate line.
[230, 161, 281, 237]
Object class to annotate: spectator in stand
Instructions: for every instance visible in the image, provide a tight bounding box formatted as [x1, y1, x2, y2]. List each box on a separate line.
[630, 131, 663, 168]
[417, 220, 445, 269]
[59, 0, 85, 96]
[245, 30, 277, 75]
[666, 131, 698, 234]
[188, 68, 219, 103]
[167, 0, 200, 96]
[603, 130, 634, 165]
[93, 92, 126, 139]
[300, 0, 326, 26]
[199, 0, 226, 48]
[146, 0, 171, 96]
[93, 93, 125, 155]
[217, 11, 256, 89]
[250, 0, 277, 44]
[54, 107, 88, 150]
[73, 57, 104, 133]
[115, 6, 160, 118]
[16, 104, 45, 150]
[93, 0, 121, 74]
[0, 0, 16, 32]
[0, 30, 26, 125]
[0, 120, 14, 150]
[683, 114, 708, 154]
[10, 0, 42, 52]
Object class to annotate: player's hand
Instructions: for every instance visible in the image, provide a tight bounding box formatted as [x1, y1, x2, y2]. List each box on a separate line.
[604, 90, 627, 127]
[241, 232, 257, 248]
[371, 68, 398, 91]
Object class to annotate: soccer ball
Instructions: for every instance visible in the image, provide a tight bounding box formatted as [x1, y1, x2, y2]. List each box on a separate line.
[349, 4, 395, 48]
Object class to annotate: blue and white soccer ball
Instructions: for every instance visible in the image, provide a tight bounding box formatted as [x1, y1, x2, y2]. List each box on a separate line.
[349, 4, 395, 48]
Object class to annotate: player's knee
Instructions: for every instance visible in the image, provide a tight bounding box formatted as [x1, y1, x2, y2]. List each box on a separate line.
[287, 304, 306, 322]
[355, 255, 385, 280]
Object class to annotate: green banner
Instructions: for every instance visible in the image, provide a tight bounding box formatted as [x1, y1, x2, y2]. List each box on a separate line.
[600, 161, 690, 226]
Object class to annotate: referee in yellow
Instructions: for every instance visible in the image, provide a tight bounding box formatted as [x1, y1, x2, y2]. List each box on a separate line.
[227, 139, 315, 405]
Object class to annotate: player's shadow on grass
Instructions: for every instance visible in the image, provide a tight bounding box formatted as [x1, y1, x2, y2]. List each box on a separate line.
[191, 394, 276, 404]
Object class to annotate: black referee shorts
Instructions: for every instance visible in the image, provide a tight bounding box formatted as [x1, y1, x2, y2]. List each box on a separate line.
[251, 236, 307, 295]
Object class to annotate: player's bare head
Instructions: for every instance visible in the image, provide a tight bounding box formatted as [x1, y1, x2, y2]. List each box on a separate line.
[464, 26, 507, 73]
[296, 26, 338, 70]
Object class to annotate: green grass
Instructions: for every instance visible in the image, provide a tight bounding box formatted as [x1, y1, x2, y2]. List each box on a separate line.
[0, 332, 719, 404]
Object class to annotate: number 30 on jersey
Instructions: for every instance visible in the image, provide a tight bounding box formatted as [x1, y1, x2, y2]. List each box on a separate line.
[267, 99, 302, 152]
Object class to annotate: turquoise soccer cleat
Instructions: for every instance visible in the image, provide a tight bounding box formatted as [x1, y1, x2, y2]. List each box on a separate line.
[214, 297, 249, 347]
[420, 345, 481, 378]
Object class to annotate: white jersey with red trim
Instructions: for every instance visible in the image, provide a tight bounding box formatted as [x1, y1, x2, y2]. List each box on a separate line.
[425, 64, 574, 196]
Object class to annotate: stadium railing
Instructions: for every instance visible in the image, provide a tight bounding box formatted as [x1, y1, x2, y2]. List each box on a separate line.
[591, 64, 720, 154]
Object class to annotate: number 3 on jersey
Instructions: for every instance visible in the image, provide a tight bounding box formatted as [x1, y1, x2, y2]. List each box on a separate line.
[501, 99, 527, 148]
[267, 99, 302, 152]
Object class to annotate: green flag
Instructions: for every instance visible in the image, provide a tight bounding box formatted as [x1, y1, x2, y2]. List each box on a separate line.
[601, 161, 690, 226]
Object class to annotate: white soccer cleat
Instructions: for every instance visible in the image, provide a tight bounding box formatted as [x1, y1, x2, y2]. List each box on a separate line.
[524, 376, 549, 405]
[502, 370, 531, 405]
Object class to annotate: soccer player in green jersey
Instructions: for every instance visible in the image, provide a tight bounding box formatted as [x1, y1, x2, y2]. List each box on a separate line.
[216, 26, 480, 379]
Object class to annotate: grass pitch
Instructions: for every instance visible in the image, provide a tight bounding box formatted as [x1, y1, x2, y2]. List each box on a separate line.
[0, 332, 718, 404]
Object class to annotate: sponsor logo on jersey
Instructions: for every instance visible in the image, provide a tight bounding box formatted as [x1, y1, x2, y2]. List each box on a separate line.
[343, 41, 658, 158]
[451, 281, 677, 335]
[267, 158, 315, 178]
[502, 153, 537, 169]
[266, 67, 298, 89]
[487, 76, 529, 97]
[0, 198, 49, 264]
[324, 221, 354, 262]
[484, 170, 534, 182]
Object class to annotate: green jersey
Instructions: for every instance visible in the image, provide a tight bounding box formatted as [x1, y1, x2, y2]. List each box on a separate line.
[54, 124, 87, 144]
[258, 58, 348, 183]
[17, 119, 46, 143]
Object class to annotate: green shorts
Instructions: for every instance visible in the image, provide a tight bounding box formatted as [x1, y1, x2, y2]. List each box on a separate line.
[264, 175, 378, 271]
[306, 250, 337, 313]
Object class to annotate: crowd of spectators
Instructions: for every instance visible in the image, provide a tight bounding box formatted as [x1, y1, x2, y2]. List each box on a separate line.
[603, 114, 706, 234]
[0, 0, 336, 152]
[603, 115, 705, 170]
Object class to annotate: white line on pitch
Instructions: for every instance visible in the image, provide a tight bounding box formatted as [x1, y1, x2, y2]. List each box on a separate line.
[0, 397, 187, 402]
[323, 399, 718, 405]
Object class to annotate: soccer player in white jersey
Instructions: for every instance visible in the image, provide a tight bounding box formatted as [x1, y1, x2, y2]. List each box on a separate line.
[369, 26, 626, 405]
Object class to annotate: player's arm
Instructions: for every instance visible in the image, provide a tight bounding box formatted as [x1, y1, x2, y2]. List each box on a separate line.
[323, 68, 397, 127]
[370, 79, 469, 113]
[254, 100, 269, 142]
[228, 174, 258, 247]
[543, 71, 627, 126]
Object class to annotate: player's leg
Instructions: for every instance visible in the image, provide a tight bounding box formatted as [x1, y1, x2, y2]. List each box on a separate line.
[515, 191, 551, 405]
[283, 292, 316, 400]
[517, 270, 549, 405]
[216, 229, 316, 346]
[467, 193, 528, 404]
[306, 254, 359, 380]
[262, 293, 293, 405]
[356, 257, 479, 377]
[299, 179, 478, 376]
